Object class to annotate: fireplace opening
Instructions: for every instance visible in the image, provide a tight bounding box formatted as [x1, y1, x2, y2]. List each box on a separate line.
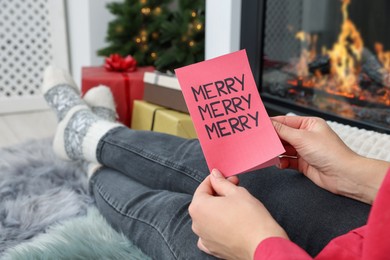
[241, 0, 390, 133]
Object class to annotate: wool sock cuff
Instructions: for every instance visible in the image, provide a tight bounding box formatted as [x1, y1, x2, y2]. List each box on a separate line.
[52, 105, 90, 160]
[82, 121, 122, 163]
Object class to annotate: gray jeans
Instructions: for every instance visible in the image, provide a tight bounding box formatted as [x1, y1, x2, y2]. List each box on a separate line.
[89, 127, 370, 259]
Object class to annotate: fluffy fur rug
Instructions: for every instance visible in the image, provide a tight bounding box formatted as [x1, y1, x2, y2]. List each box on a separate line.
[2, 207, 150, 260]
[0, 138, 92, 252]
[0, 138, 149, 259]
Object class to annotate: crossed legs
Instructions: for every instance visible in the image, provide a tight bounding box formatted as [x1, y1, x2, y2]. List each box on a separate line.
[90, 128, 370, 258]
[42, 67, 371, 259]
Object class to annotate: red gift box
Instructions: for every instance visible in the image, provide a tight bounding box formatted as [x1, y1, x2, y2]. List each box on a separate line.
[81, 66, 154, 126]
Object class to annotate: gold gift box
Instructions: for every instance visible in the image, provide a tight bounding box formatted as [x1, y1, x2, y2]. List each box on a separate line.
[131, 100, 197, 139]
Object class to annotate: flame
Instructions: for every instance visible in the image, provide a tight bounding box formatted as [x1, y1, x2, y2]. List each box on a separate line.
[328, 0, 363, 95]
[292, 0, 364, 97]
[287, 0, 390, 107]
[295, 31, 318, 77]
[375, 42, 390, 73]
[295, 31, 310, 77]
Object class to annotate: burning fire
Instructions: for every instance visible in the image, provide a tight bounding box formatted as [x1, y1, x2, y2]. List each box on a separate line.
[328, 0, 363, 95]
[292, 0, 389, 100]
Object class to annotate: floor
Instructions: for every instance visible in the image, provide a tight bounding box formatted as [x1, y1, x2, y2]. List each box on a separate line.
[0, 110, 57, 148]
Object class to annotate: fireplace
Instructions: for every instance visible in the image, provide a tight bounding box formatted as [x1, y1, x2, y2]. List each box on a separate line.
[241, 0, 390, 133]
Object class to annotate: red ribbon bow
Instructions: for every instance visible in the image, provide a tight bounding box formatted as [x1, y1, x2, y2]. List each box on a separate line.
[104, 54, 137, 72]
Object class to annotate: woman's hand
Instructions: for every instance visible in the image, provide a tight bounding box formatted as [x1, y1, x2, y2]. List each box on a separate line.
[189, 169, 288, 260]
[272, 116, 390, 204]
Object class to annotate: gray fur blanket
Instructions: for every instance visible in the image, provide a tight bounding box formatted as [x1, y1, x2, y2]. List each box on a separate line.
[0, 139, 149, 259]
[0, 138, 92, 252]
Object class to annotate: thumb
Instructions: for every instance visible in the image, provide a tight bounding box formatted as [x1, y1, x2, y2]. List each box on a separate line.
[210, 169, 238, 196]
[272, 119, 301, 146]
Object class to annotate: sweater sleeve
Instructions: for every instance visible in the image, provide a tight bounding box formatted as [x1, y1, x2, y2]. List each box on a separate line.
[362, 168, 390, 259]
[254, 237, 313, 259]
[317, 169, 390, 260]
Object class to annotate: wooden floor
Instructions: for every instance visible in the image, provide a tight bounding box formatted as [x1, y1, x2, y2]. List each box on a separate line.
[0, 110, 57, 148]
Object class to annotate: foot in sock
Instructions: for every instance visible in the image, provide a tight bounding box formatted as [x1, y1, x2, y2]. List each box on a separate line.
[83, 85, 118, 122]
[42, 66, 85, 121]
[42, 66, 122, 163]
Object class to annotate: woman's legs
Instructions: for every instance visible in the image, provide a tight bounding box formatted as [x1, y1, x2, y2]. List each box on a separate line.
[95, 127, 371, 257]
[96, 127, 208, 194]
[42, 67, 371, 257]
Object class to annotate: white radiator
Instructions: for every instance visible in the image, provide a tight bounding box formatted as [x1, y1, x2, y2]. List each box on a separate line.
[0, 0, 69, 114]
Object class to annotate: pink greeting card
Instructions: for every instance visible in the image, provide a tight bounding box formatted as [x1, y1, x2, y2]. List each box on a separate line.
[175, 50, 285, 177]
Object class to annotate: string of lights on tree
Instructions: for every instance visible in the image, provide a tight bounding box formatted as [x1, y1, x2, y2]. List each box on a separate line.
[98, 0, 205, 72]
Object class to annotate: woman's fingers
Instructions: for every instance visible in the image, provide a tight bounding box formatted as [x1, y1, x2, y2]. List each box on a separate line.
[197, 238, 211, 254]
[278, 157, 299, 170]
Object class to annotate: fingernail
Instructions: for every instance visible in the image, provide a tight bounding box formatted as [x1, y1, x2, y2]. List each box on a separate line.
[211, 169, 222, 178]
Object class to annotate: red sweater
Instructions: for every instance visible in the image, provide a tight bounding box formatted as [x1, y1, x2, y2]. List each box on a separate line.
[254, 168, 390, 259]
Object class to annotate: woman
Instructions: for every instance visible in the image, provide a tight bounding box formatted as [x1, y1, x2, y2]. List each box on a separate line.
[42, 66, 388, 259]
[190, 116, 390, 259]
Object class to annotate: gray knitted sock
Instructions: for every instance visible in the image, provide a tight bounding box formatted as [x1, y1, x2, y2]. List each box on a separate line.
[41, 66, 85, 121]
[42, 66, 121, 162]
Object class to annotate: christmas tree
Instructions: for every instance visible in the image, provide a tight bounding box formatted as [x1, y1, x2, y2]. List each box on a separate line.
[97, 0, 172, 66]
[98, 0, 205, 72]
[155, 0, 205, 72]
